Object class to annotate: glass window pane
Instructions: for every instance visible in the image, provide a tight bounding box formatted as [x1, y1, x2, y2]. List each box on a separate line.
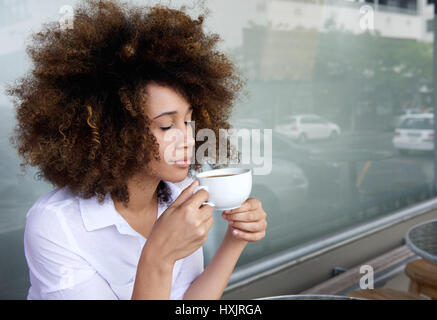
[1, 0, 436, 299]
[0, 0, 78, 299]
[204, 0, 436, 268]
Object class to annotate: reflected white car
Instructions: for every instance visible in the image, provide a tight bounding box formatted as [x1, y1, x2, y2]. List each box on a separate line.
[392, 113, 434, 153]
[274, 114, 341, 143]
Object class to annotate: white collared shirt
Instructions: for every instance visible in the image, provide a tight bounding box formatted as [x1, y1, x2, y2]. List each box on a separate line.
[23, 175, 203, 300]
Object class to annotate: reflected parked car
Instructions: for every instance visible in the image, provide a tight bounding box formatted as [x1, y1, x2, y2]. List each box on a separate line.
[274, 114, 341, 143]
[251, 157, 309, 217]
[393, 108, 429, 129]
[392, 113, 434, 154]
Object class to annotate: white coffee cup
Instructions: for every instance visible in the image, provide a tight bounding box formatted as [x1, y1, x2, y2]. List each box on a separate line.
[193, 168, 252, 211]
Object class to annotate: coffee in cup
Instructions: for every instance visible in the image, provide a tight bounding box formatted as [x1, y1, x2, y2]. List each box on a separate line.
[204, 173, 236, 178]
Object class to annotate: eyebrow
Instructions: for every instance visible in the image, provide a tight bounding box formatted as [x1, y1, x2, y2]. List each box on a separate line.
[153, 105, 193, 120]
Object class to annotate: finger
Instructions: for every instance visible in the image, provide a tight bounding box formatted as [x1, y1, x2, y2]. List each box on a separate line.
[184, 189, 210, 209]
[223, 210, 261, 222]
[229, 220, 266, 233]
[224, 198, 259, 214]
[224, 202, 250, 214]
[204, 215, 214, 232]
[171, 179, 199, 208]
[231, 228, 265, 242]
[198, 203, 214, 222]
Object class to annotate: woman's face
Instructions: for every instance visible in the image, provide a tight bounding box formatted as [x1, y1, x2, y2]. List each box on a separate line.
[145, 83, 195, 182]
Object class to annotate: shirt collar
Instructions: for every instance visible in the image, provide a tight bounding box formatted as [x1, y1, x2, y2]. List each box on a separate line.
[78, 175, 195, 232]
[165, 175, 195, 201]
[79, 192, 126, 232]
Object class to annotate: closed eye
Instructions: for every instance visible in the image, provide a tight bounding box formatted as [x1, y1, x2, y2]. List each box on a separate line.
[160, 120, 193, 131]
[160, 121, 192, 131]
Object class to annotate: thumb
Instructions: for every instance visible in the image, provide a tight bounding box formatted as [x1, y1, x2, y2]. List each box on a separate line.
[169, 179, 200, 209]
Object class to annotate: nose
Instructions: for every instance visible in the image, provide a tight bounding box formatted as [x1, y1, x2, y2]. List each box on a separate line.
[175, 122, 195, 152]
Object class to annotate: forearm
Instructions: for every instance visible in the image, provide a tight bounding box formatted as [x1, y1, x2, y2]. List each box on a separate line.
[131, 242, 174, 300]
[183, 227, 247, 300]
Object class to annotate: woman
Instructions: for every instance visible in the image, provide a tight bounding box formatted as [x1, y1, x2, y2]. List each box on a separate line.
[7, 0, 267, 299]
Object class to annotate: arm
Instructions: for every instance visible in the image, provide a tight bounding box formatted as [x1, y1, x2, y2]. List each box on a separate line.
[182, 226, 247, 300]
[131, 179, 216, 300]
[183, 198, 267, 300]
[131, 241, 175, 300]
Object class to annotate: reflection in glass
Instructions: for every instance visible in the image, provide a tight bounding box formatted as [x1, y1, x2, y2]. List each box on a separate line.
[393, 113, 434, 154]
[214, 0, 435, 267]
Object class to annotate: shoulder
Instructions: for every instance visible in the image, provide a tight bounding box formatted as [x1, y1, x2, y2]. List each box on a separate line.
[24, 187, 81, 243]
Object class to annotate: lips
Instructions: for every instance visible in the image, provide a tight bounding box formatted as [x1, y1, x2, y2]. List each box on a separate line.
[174, 159, 190, 164]
[172, 155, 192, 167]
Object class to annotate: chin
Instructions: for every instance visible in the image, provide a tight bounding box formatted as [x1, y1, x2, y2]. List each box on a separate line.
[163, 165, 190, 182]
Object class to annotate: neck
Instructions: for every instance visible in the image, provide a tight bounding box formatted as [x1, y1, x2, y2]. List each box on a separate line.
[113, 173, 161, 218]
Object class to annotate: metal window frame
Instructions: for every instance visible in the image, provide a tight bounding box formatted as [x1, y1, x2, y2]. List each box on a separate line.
[434, 1, 437, 195]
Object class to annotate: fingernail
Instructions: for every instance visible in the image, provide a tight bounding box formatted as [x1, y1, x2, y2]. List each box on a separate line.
[229, 220, 233, 225]
[193, 180, 199, 187]
[233, 229, 238, 235]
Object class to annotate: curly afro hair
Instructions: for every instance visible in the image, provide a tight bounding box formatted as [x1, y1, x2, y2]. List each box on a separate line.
[6, 0, 246, 205]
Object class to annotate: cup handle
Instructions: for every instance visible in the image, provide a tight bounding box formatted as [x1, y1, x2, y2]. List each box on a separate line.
[193, 185, 215, 208]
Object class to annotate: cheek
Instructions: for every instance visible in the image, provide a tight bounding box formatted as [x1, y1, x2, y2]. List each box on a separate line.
[150, 129, 183, 164]
[151, 130, 169, 157]
[155, 137, 177, 164]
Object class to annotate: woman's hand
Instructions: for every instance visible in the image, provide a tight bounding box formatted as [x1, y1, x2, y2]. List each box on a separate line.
[146, 180, 214, 265]
[222, 198, 267, 242]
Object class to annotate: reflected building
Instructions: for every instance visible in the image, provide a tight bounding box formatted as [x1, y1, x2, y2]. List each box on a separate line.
[262, 0, 433, 42]
[238, 0, 434, 131]
[0, 0, 31, 27]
